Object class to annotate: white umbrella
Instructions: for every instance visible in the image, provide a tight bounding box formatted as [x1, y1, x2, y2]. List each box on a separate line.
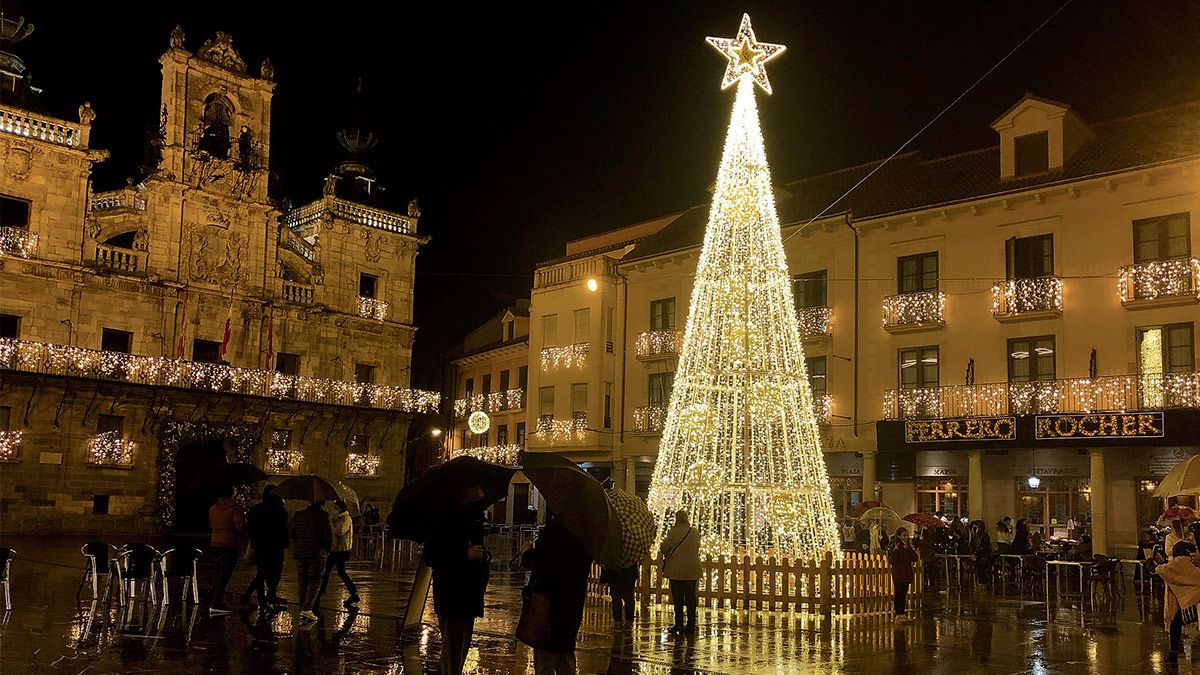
[1153, 455, 1200, 497]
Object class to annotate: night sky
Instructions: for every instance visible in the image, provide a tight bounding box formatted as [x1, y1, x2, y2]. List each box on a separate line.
[8, 1, 1200, 387]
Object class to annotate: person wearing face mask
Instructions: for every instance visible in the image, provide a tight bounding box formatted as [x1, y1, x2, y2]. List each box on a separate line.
[888, 527, 920, 624]
[423, 482, 490, 675]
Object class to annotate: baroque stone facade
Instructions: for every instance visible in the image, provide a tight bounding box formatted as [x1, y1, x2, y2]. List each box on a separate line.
[0, 27, 434, 535]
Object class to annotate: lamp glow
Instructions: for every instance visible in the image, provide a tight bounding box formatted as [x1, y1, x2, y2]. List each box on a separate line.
[585, 278, 599, 292]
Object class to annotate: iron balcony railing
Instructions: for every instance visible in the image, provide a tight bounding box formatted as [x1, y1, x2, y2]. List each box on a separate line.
[797, 306, 832, 338]
[453, 388, 527, 418]
[991, 276, 1063, 317]
[635, 330, 681, 360]
[1118, 256, 1200, 304]
[883, 372, 1200, 420]
[633, 405, 667, 433]
[882, 290, 945, 329]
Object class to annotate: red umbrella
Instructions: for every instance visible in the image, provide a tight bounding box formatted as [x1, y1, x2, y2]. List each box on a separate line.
[852, 500, 882, 515]
[1161, 505, 1199, 523]
[903, 512, 947, 528]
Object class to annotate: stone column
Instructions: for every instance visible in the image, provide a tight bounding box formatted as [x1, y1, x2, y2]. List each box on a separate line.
[625, 457, 636, 495]
[1090, 448, 1108, 556]
[862, 452, 877, 502]
[968, 450, 984, 520]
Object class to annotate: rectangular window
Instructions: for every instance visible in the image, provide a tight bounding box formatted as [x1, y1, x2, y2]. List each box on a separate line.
[648, 372, 674, 407]
[499, 370, 510, 392]
[573, 308, 590, 343]
[515, 422, 526, 447]
[794, 270, 828, 308]
[359, 273, 378, 299]
[1006, 234, 1054, 279]
[506, 320, 515, 341]
[606, 307, 615, 346]
[542, 314, 558, 346]
[1014, 131, 1050, 177]
[192, 338, 221, 363]
[1139, 323, 1196, 373]
[482, 374, 492, 395]
[101, 328, 133, 354]
[571, 383, 587, 416]
[460, 429, 468, 449]
[0, 195, 31, 229]
[354, 363, 376, 384]
[538, 386, 555, 417]
[650, 298, 677, 330]
[899, 346, 939, 389]
[97, 414, 124, 435]
[0, 314, 18, 339]
[275, 352, 300, 375]
[478, 428, 488, 447]
[497, 425, 508, 446]
[604, 382, 613, 429]
[0, 406, 10, 431]
[92, 495, 110, 515]
[352, 434, 370, 452]
[807, 356, 827, 398]
[518, 366, 528, 390]
[1008, 336, 1056, 382]
[1133, 213, 1191, 263]
[464, 377, 474, 398]
[897, 252, 938, 294]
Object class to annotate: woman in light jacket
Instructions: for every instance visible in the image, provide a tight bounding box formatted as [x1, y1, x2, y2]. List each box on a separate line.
[659, 509, 701, 633]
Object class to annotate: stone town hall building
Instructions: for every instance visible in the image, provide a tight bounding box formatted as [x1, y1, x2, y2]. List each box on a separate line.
[0, 20, 437, 535]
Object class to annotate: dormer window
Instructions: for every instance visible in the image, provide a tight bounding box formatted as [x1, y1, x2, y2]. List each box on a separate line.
[198, 94, 233, 159]
[1014, 131, 1049, 177]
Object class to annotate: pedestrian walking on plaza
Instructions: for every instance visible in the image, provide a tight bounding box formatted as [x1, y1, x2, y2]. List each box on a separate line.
[887, 527, 919, 624]
[316, 499, 360, 608]
[424, 482, 490, 675]
[207, 484, 246, 615]
[1156, 543, 1200, 657]
[241, 485, 288, 611]
[601, 564, 639, 626]
[520, 517, 592, 674]
[660, 509, 701, 633]
[290, 499, 332, 623]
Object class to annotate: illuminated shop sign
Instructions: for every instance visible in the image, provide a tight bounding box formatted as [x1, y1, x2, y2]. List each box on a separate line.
[1035, 413, 1164, 440]
[904, 417, 1016, 443]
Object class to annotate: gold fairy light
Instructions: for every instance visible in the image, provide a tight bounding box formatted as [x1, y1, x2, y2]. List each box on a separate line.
[635, 330, 682, 359]
[0, 227, 37, 257]
[992, 276, 1063, 316]
[0, 430, 22, 462]
[539, 343, 589, 371]
[882, 289, 945, 327]
[452, 444, 521, 466]
[345, 453, 381, 477]
[647, 15, 839, 561]
[1119, 257, 1200, 303]
[86, 431, 136, 466]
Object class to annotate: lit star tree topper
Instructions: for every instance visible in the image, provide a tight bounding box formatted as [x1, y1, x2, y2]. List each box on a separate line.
[646, 14, 840, 561]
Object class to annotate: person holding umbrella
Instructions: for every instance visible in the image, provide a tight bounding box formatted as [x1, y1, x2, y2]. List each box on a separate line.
[423, 481, 490, 675]
[521, 515, 592, 674]
[659, 509, 701, 634]
[289, 499, 332, 623]
[207, 484, 246, 615]
[241, 485, 288, 611]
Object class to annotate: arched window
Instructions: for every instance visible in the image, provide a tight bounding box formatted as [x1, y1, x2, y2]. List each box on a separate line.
[198, 94, 233, 159]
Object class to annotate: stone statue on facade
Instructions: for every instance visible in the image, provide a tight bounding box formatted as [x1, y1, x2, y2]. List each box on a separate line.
[78, 101, 96, 126]
[169, 25, 185, 49]
[407, 198, 421, 219]
[259, 58, 275, 81]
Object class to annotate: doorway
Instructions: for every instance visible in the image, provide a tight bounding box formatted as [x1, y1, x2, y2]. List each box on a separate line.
[174, 437, 228, 534]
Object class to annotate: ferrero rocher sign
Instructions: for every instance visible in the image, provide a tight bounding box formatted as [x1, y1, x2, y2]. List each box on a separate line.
[904, 417, 1016, 443]
[1035, 412, 1164, 439]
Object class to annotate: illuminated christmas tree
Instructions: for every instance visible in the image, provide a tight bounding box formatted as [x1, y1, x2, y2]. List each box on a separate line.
[646, 14, 840, 560]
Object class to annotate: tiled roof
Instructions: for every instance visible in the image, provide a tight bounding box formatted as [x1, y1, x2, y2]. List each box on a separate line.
[624, 100, 1200, 261]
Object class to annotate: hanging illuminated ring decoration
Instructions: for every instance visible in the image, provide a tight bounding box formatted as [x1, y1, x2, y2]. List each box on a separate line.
[468, 411, 491, 435]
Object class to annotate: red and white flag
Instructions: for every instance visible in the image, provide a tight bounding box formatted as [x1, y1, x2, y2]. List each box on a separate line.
[219, 295, 234, 359]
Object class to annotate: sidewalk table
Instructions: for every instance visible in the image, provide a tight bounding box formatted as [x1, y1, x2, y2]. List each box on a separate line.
[1117, 559, 1146, 593]
[1045, 559, 1091, 598]
[997, 554, 1024, 587]
[935, 554, 976, 591]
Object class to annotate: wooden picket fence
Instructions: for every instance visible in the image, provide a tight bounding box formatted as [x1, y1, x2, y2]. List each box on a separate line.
[589, 551, 922, 615]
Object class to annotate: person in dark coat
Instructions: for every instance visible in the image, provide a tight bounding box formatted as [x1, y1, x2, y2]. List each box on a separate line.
[521, 517, 592, 675]
[289, 500, 332, 623]
[887, 527, 919, 623]
[1013, 518, 1031, 554]
[423, 483, 490, 675]
[207, 484, 246, 615]
[241, 486, 289, 610]
[602, 564, 639, 626]
[968, 520, 993, 584]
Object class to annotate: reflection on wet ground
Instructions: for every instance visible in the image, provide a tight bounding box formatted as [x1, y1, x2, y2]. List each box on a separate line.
[0, 536, 1192, 673]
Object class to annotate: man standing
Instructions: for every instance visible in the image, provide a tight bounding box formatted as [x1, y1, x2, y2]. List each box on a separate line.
[289, 500, 332, 623]
[207, 484, 246, 615]
[316, 499, 360, 609]
[242, 485, 289, 611]
[424, 482, 489, 675]
[659, 509, 701, 633]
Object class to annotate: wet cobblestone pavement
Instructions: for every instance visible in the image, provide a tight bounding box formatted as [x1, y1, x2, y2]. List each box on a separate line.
[0, 536, 1193, 673]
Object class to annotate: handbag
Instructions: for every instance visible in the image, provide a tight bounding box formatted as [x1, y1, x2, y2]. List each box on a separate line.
[515, 590, 553, 649]
[660, 528, 693, 576]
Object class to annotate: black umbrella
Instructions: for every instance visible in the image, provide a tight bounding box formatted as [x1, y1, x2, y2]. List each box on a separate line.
[520, 452, 622, 567]
[388, 456, 515, 542]
[188, 462, 268, 491]
[274, 475, 357, 507]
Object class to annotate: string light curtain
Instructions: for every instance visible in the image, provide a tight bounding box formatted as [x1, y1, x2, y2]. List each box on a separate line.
[646, 15, 839, 561]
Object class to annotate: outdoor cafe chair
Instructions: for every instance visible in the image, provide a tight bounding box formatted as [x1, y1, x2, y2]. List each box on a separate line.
[118, 544, 161, 604]
[1022, 555, 1047, 596]
[0, 548, 13, 611]
[1088, 555, 1121, 603]
[77, 541, 124, 604]
[158, 547, 201, 606]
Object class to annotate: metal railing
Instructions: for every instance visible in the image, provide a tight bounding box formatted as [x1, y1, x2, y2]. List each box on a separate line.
[0, 337, 440, 413]
[797, 306, 832, 338]
[882, 290, 945, 329]
[635, 330, 681, 360]
[883, 372, 1200, 420]
[0, 226, 37, 258]
[991, 276, 1063, 317]
[540, 342, 589, 370]
[1118, 257, 1200, 304]
[453, 388, 526, 418]
[358, 297, 389, 320]
[633, 405, 667, 433]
